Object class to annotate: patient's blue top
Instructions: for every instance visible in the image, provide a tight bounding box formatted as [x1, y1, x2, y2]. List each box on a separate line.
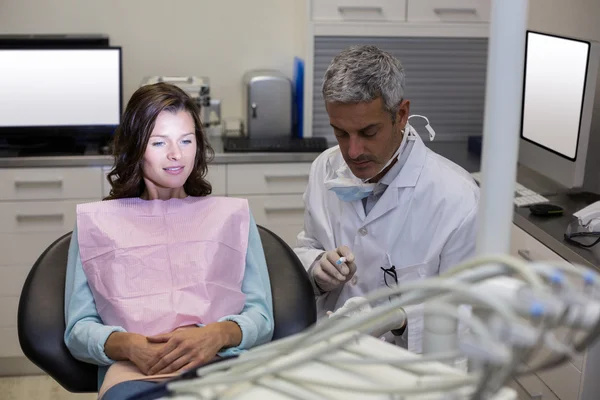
[63, 213, 274, 389]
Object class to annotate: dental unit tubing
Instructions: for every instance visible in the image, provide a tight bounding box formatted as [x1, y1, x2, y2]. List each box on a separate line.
[367, 307, 408, 339]
[471, 277, 600, 330]
[423, 303, 458, 358]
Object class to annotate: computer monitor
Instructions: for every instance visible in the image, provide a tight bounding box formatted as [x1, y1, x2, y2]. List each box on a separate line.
[0, 34, 109, 49]
[0, 47, 122, 141]
[518, 30, 600, 189]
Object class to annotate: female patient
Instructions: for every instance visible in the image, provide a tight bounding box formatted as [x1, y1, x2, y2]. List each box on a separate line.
[64, 83, 274, 400]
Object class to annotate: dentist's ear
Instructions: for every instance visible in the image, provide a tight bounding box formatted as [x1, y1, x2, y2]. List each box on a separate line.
[396, 98, 411, 126]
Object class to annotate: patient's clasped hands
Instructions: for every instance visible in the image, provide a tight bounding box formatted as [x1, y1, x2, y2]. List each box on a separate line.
[108, 321, 242, 376]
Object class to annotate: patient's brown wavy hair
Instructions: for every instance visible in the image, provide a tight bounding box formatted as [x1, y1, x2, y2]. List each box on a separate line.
[105, 83, 214, 200]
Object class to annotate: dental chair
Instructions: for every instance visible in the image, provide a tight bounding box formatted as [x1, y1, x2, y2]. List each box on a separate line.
[17, 225, 317, 393]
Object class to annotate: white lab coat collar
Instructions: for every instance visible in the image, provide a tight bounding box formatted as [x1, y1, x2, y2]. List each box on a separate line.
[387, 132, 427, 189]
[351, 135, 427, 224]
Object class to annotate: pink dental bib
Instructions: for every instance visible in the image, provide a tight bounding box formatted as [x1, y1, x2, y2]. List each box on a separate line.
[76, 196, 249, 336]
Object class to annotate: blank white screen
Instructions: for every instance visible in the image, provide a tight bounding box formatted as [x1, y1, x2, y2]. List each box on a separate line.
[0, 49, 120, 127]
[522, 32, 589, 159]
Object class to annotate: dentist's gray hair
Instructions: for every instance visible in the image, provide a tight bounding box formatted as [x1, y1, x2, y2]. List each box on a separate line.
[322, 45, 406, 122]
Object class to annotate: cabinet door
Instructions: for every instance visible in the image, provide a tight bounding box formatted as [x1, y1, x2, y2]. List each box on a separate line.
[102, 166, 111, 198]
[0, 201, 78, 234]
[0, 167, 102, 201]
[0, 327, 22, 358]
[510, 224, 565, 264]
[0, 201, 79, 267]
[514, 374, 559, 400]
[207, 164, 227, 196]
[237, 194, 305, 247]
[227, 163, 311, 196]
[312, 0, 407, 22]
[507, 379, 531, 400]
[510, 224, 584, 400]
[0, 265, 30, 297]
[407, 0, 491, 23]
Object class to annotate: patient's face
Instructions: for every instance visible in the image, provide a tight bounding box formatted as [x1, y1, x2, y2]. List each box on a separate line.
[142, 110, 197, 199]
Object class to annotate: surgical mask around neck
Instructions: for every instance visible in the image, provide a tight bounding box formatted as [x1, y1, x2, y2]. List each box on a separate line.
[408, 114, 435, 141]
[325, 116, 436, 202]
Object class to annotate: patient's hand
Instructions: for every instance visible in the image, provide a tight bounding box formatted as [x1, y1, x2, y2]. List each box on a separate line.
[146, 321, 242, 375]
[122, 334, 167, 375]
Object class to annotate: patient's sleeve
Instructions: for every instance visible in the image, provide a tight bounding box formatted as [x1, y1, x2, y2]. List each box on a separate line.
[63, 223, 126, 366]
[217, 213, 274, 355]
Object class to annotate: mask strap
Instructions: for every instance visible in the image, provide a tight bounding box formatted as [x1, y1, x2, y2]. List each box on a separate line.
[401, 125, 417, 142]
[408, 114, 436, 141]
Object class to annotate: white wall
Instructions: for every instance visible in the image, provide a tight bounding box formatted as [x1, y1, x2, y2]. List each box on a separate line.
[2, 0, 599, 129]
[0, 0, 307, 122]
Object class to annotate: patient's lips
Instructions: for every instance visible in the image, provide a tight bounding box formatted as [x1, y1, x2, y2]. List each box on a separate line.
[163, 166, 185, 175]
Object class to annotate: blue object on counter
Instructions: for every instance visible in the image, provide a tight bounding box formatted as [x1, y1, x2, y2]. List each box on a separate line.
[293, 57, 304, 138]
[467, 136, 483, 156]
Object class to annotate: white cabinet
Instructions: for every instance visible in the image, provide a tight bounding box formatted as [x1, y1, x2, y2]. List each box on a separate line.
[0, 167, 103, 362]
[241, 194, 306, 247]
[208, 164, 227, 196]
[310, 0, 491, 23]
[0, 161, 310, 371]
[508, 223, 600, 400]
[510, 224, 565, 264]
[406, 0, 490, 23]
[312, 0, 407, 22]
[227, 163, 311, 195]
[102, 165, 111, 198]
[512, 374, 560, 400]
[228, 162, 312, 247]
[0, 167, 102, 201]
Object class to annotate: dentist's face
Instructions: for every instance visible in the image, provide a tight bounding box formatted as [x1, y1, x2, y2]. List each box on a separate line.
[142, 110, 197, 199]
[326, 97, 410, 181]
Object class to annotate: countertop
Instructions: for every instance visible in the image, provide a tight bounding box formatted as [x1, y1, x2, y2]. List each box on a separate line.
[1, 137, 597, 269]
[428, 142, 600, 270]
[0, 137, 322, 167]
[512, 193, 600, 270]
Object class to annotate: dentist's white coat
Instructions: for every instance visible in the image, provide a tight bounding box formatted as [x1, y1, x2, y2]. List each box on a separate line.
[294, 134, 479, 353]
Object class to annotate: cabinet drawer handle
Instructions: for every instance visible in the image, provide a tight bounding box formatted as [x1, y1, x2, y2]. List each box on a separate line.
[264, 206, 305, 213]
[14, 179, 63, 187]
[523, 386, 543, 400]
[433, 7, 478, 15]
[517, 249, 533, 261]
[16, 213, 65, 222]
[514, 378, 543, 400]
[264, 173, 309, 181]
[338, 6, 384, 14]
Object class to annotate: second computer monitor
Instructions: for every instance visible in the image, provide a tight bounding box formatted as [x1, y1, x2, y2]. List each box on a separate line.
[518, 30, 600, 189]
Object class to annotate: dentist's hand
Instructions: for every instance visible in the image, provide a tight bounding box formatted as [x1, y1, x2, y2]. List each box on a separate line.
[312, 246, 356, 293]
